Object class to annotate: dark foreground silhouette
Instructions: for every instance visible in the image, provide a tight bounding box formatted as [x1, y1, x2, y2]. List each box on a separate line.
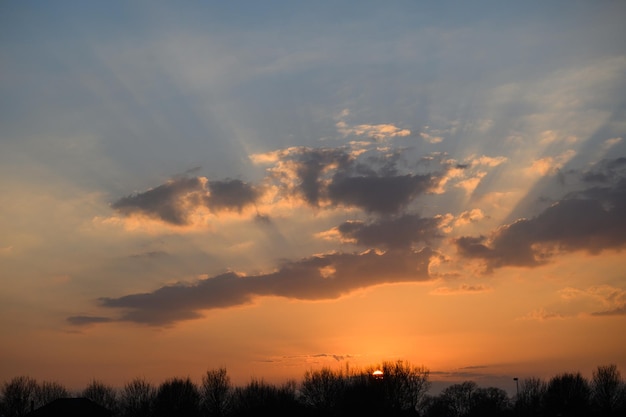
[2, 362, 625, 417]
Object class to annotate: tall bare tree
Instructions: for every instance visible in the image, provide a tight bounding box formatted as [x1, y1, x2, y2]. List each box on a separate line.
[591, 364, 625, 417]
[515, 377, 546, 417]
[35, 381, 69, 408]
[300, 367, 346, 415]
[201, 368, 232, 417]
[379, 360, 431, 413]
[82, 379, 118, 414]
[1, 376, 38, 417]
[120, 378, 156, 417]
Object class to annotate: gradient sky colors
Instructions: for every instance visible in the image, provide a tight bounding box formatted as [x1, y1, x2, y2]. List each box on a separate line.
[1, 1, 625, 392]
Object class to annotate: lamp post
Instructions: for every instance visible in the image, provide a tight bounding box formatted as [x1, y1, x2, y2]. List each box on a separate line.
[513, 377, 519, 397]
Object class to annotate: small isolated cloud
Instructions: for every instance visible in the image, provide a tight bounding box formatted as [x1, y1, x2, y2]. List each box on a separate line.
[526, 150, 576, 176]
[559, 285, 626, 317]
[601, 137, 623, 152]
[111, 177, 261, 225]
[454, 209, 485, 227]
[419, 122, 461, 144]
[265, 353, 354, 365]
[519, 308, 565, 321]
[129, 250, 169, 259]
[454, 158, 626, 270]
[86, 248, 435, 326]
[420, 132, 443, 144]
[336, 121, 411, 141]
[112, 177, 205, 225]
[469, 155, 508, 168]
[66, 316, 114, 326]
[430, 284, 491, 295]
[539, 130, 577, 145]
[456, 172, 487, 195]
[435, 154, 506, 195]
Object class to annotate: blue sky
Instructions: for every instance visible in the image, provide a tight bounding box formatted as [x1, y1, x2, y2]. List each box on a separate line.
[1, 1, 625, 389]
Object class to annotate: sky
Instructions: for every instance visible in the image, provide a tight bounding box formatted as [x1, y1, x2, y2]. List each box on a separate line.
[1, 1, 625, 393]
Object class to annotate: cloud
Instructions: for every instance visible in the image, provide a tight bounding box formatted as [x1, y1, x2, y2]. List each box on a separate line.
[434, 154, 506, 195]
[600, 137, 623, 152]
[560, 285, 626, 317]
[420, 132, 443, 144]
[454, 158, 626, 270]
[111, 177, 261, 225]
[66, 316, 114, 326]
[328, 214, 443, 249]
[264, 353, 354, 365]
[336, 121, 411, 141]
[88, 248, 435, 326]
[206, 179, 260, 211]
[454, 209, 485, 227]
[327, 173, 438, 214]
[526, 150, 576, 176]
[129, 250, 169, 259]
[580, 157, 626, 184]
[257, 146, 445, 214]
[519, 308, 565, 321]
[112, 177, 205, 225]
[430, 284, 491, 295]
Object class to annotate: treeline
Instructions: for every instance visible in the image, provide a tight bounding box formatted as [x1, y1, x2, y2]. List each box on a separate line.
[1, 361, 625, 417]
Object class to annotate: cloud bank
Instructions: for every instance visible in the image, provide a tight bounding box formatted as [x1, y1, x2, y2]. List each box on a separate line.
[72, 248, 435, 326]
[455, 158, 626, 270]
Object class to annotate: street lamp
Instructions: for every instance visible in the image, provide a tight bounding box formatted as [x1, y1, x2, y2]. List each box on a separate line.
[513, 377, 519, 397]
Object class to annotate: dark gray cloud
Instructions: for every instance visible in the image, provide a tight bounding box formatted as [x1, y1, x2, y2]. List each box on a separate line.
[276, 147, 445, 214]
[290, 148, 352, 206]
[327, 173, 436, 214]
[112, 177, 204, 225]
[89, 248, 434, 326]
[580, 157, 626, 184]
[336, 214, 442, 249]
[455, 158, 626, 270]
[112, 146, 451, 224]
[206, 179, 260, 211]
[111, 177, 260, 225]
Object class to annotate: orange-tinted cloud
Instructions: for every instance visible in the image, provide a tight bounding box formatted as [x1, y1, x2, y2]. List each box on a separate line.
[111, 177, 261, 225]
[72, 248, 435, 326]
[455, 157, 626, 270]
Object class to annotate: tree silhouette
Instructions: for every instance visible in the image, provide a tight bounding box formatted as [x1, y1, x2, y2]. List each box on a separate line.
[231, 379, 301, 417]
[590, 364, 625, 417]
[378, 360, 431, 414]
[201, 368, 233, 417]
[467, 387, 511, 417]
[82, 379, 118, 414]
[1, 376, 38, 417]
[544, 372, 590, 417]
[154, 377, 200, 417]
[34, 380, 69, 409]
[120, 378, 156, 417]
[442, 381, 477, 417]
[300, 367, 346, 415]
[515, 376, 546, 417]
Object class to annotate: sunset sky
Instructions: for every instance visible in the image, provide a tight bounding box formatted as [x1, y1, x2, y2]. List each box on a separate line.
[1, 1, 625, 392]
